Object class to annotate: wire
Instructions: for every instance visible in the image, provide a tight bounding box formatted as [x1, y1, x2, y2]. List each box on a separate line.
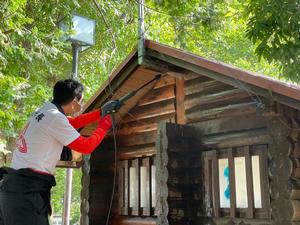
[134, 0, 196, 19]
[105, 113, 118, 225]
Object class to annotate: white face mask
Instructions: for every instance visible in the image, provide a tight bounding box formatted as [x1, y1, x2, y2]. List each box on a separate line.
[72, 95, 83, 114]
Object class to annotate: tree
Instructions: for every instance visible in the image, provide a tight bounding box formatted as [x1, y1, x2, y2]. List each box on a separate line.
[246, 0, 300, 82]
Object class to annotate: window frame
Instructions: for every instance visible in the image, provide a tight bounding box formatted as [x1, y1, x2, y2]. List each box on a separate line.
[203, 145, 270, 219]
[118, 156, 156, 217]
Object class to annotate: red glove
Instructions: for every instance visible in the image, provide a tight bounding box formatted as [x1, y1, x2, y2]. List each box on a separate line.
[67, 115, 112, 154]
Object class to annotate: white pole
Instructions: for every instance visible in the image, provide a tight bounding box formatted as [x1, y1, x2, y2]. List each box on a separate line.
[62, 43, 79, 225]
[62, 168, 73, 225]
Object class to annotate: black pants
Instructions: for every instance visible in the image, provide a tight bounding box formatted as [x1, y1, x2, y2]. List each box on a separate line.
[0, 167, 55, 225]
[0, 191, 49, 225]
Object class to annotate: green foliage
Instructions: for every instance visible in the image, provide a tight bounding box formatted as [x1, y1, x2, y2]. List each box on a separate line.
[246, 0, 300, 81]
[0, 0, 79, 138]
[51, 168, 82, 224]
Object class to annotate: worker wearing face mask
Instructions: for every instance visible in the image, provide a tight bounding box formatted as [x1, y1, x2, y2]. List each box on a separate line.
[0, 78, 121, 225]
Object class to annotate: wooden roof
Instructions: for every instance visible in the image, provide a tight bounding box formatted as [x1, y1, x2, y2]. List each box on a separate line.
[82, 39, 300, 122]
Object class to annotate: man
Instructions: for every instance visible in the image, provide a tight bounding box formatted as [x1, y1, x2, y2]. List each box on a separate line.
[0, 79, 121, 225]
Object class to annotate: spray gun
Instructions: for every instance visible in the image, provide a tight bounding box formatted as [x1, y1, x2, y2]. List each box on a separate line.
[101, 74, 162, 115]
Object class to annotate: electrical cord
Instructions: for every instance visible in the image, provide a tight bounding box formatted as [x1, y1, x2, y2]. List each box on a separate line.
[105, 113, 117, 225]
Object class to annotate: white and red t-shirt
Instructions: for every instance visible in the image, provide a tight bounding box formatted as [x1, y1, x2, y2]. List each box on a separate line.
[11, 102, 80, 174]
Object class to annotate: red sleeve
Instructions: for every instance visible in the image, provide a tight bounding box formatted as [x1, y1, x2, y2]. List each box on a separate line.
[67, 115, 112, 154]
[68, 110, 101, 129]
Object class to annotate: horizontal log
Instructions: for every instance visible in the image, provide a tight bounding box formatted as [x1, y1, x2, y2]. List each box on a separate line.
[117, 130, 157, 147]
[192, 115, 267, 136]
[185, 79, 231, 96]
[118, 144, 156, 160]
[292, 200, 300, 221]
[292, 168, 300, 179]
[117, 123, 157, 136]
[137, 84, 175, 106]
[291, 189, 300, 200]
[185, 88, 250, 112]
[122, 99, 176, 123]
[289, 142, 300, 159]
[184, 72, 211, 81]
[168, 157, 202, 169]
[187, 102, 257, 123]
[119, 113, 175, 131]
[203, 131, 270, 149]
[154, 75, 175, 89]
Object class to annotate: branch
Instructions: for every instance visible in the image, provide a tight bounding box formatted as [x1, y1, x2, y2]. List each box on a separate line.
[91, 0, 117, 50]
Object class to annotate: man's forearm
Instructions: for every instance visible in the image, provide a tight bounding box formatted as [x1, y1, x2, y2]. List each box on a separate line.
[67, 110, 101, 129]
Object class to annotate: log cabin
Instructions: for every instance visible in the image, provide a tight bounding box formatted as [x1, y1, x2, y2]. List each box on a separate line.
[78, 40, 300, 225]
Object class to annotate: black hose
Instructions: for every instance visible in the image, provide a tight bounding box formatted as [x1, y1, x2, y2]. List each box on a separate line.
[105, 113, 117, 225]
[104, 74, 162, 225]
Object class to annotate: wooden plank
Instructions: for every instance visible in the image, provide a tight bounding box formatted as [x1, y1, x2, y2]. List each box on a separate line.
[118, 160, 129, 215]
[186, 102, 257, 123]
[204, 156, 213, 214]
[289, 142, 300, 159]
[185, 88, 250, 111]
[137, 84, 175, 107]
[117, 123, 157, 136]
[124, 160, 129, 215]
[184, 72, 211, 82]
[141, 157, 151, 216]
[260, 147, 271, 218]
[154, 75, 175, 89]
[192, 115, 268, 136]
[175, 78, 186, 124]
[185, 79, 230, 96]
[118, 144, 156, 160]
[130, 159, 140, 216]
[118, 162, 123, 214]
[244, 146, 254, 218]
[202, 129, 270, 149]
[217, 134, 270, 150]
[121, 112, 175, 126]
[122, 99, 176, 123]
[117, 131, 157, 147]
[212, 150, 220, 217]
[228, 148, 236, 217]
[150, 157, 157, 215]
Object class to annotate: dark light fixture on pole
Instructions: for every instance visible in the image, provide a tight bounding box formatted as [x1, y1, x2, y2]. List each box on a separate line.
[59, 14, 96, 225]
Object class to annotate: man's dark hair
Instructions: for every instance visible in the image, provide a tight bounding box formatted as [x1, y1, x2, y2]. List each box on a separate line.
[53, 79, 84, 105]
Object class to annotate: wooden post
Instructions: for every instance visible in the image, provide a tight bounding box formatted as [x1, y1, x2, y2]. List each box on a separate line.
[244, 146, 254, 218]
[141, 157, 151, 216]
[212, 150, 220, 217]
[228, 148, 236, 217]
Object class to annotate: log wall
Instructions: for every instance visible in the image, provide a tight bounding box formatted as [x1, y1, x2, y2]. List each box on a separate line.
[86, 71, 300, 225]
[156, 123, 205, 225]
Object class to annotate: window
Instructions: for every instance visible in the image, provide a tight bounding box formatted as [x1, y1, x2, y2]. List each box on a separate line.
[118, 156, 156, 216]
[203, 145, 270, 219]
